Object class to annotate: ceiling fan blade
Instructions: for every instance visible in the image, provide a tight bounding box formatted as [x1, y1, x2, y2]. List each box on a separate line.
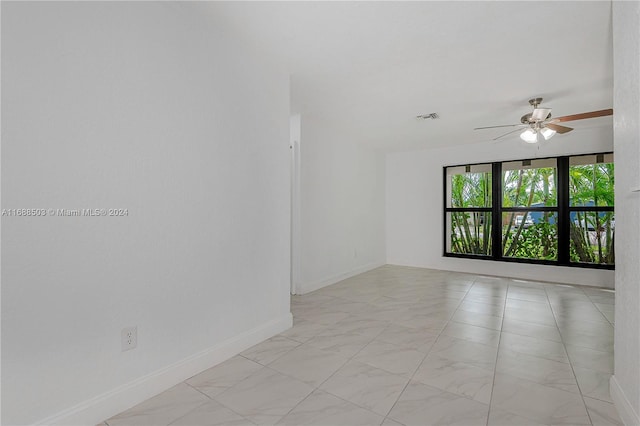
[492, 127, 525, 141]
[546, 123, 573, 134]
[474, 124, 525, 130]
[553, 109, 613, 123]
[531, 108, 551, 121]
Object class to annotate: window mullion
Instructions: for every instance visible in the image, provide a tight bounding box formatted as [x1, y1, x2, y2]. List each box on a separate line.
[557, 156, 570, 265]
[492, 162, 502, 261]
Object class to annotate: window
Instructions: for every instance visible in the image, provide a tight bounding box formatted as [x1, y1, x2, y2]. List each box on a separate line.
[443, 153, 614, 269]
[445, 164, 492, 256]
[569, 154, 615, 265]
[501, 158, 558, 261]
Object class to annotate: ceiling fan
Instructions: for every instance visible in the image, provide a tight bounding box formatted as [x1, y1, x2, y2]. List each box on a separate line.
[474, 98, 613, 143]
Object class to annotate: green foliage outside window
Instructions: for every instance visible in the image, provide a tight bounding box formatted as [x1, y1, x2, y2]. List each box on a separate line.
[501, 166, 557, 260]
[569, 162, 615, 264]
[447, 156, 614, 266]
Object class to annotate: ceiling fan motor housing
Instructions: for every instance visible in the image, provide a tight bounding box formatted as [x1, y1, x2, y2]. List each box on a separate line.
[528, 97, 544, 108]
[521, 97, 552, 124]
[520, 112, 552, 124]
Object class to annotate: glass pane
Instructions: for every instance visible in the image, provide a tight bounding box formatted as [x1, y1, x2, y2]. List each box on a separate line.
[570, 211, 615, 265]
[502, 211, 558, 261]
[502, 159, 557, 208]
[569, 155, 614, 207]
[446, 211, 492, 255]
[446, 164, 492, 208]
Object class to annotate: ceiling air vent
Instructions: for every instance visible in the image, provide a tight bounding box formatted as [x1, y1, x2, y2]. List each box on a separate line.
[416, 112, 439, 120]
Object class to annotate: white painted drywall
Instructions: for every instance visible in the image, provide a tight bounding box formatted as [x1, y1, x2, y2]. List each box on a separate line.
[1, 3, 290, 424]
[297, 114, 386, 293]
[386, 129, 615, 288]
[290, 114, 301, 294]
[611, 1, 640, 424]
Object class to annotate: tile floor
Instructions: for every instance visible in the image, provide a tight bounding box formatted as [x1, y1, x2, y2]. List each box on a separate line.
[102, 266, 622, 426]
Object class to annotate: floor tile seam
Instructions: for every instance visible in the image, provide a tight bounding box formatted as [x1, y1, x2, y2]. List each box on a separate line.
[507, 284, 548, 291]
[445, 278, 487, 312]
[373, 332, 440, 352]
[348, 349, 428, 382]
[558, 331, 614, 348]
[462, 301, 507, 310]
[500, 317, 558, 329]
[560, 334, 613, 355]
[588, 295, 615, 302]
[494, 328, 562, 344]
[306, 333, 381, 359]
[553, 326, 614, 347]
[491, 368, 582, 398]
[203, 364, 283, 404]
[553, 302, 613, 315]
[424, 284, 502, 349]
[238, 341, 302, 367]
[580, 392, 615, 405]
[593, 305, 615, 327]
[507, 292, 549, 304]
[353, 324, 397, 340]
[317, 380, 406, 419]
[587, 291, 616, 306]
[456, 308, 505, 319]
[499, 323, 574, 366]
[281, 333, 312, 345]
[555, 320, 614, 333]
[544, 283, 596, 426]
[591, 302, 615, 312]
[395, 377, 495, 419]
[496, 347, 572, 368]
[487, 372, 592, 426]
[269, 379, 319, 424]
[253, 349, 357, 423]
[270, 341, 354, 387]
[409, 363, 496, 403]
[382, 277, 476, 420]
[169, 384, 253, 426]
[106, 393, 215, 426]
[182, 381, 217, 402]
[504, 303, 555, 312]
[379, 377, 415, 423]
[554, 312, 615, 326]
[448, 316, 503, 332]
[485, 281, 509, 426]
[464, 293, 507, 300]
[314, 315, 389, 337]
[505, 299, 551, 312]
[439, 328, 501, 350]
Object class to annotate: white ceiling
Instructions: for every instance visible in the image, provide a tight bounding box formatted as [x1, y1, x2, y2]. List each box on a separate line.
[203, 1, 614, 152]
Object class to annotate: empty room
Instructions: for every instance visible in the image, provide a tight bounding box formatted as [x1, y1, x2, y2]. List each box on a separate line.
[2, 1, 639, 426]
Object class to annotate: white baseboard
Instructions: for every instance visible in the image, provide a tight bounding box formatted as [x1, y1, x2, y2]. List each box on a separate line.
[35, 313, 293, 426]
[296, 261, 385, 295]
[385, 260, 615, 289]
[610, 375, 640, 426]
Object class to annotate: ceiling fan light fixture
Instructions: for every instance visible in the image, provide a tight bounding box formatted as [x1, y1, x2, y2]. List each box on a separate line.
[540, 127, 556, 140]
[520, 128, 538, 143]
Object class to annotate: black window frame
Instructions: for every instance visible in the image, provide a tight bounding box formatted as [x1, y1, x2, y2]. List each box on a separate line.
[443, 152, 614, 270]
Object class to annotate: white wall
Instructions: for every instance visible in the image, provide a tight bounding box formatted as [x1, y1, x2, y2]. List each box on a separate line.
[290, 114, 301, 294]
[611, 1, 640, 424]
[386, 130, 615, 288]
[297, 114, 386, 293]
[1, 3, 291, 425]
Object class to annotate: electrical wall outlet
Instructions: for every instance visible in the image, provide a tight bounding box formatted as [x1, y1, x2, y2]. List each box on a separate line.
[121, 326, 137, 351]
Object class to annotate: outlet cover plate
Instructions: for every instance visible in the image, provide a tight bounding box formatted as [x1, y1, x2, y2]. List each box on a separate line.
[121, 326, 137, 351]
